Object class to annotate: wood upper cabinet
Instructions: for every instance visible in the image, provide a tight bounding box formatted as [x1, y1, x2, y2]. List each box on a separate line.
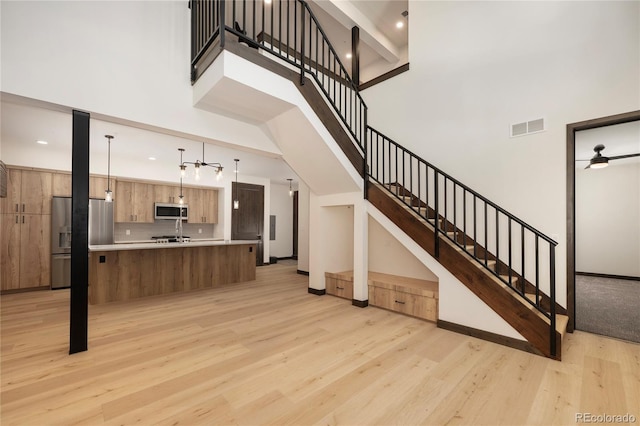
[0, 169, 21, 214]
[185, 187, 218, 224]
[52, 173, 72, 197]
[89, 176, 116, 199]
[0, 169, 52, 214]
[49, 173, 116, 199]
[1, 213, 50, 290]
[202, 189, 218, 224]
[114, 180, 154, 223]
[154, 184, 180, 204]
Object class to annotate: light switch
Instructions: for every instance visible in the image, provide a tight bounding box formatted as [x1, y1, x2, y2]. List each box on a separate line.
[198, 228, 202, 234]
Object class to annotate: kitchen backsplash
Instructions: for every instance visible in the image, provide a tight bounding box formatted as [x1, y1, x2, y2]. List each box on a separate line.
[114, 221, 217, 242]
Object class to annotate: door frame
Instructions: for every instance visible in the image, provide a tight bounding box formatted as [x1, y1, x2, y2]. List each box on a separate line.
[565, 109, 640, 332]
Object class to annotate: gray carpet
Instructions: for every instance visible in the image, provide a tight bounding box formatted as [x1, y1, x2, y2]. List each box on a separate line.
[575, 275, 640, 343]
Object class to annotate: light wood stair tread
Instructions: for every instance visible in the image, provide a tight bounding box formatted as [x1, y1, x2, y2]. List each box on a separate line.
[325, 271, 354, 281]
[499, 274, 518, 284]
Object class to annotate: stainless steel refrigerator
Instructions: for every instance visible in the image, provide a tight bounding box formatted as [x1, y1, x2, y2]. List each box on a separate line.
[51, 197, 113, 289]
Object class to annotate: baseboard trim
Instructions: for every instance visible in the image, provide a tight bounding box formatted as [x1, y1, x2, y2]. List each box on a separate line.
[437, 320, 543, 357]
[308, 288, 325, 296]
[576, 272, 639, 281]
[1, 286, 51, 295]
[277, 256, 295, 260]
[297, 270, 310, 276]
[352, 299, 368, 308]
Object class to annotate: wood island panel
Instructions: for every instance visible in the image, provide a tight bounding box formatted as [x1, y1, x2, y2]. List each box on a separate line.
[89, 244, 256, 304]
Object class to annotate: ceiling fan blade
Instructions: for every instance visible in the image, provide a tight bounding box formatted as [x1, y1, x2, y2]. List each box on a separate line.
[608, 153, 640, 161]
[584, 163, 591, 169]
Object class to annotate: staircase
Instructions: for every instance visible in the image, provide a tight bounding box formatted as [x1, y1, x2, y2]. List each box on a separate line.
[189, 0, 567, 360]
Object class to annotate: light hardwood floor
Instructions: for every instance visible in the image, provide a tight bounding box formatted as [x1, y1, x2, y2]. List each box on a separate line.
[1, 263, 639, 425]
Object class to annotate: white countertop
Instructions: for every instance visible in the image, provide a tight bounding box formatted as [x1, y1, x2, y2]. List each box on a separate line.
[90, 240, 258, 252]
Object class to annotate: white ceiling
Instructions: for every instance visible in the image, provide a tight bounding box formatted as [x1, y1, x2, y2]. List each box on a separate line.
[308, 0, 408, 73]
[0, 95, 299, 186]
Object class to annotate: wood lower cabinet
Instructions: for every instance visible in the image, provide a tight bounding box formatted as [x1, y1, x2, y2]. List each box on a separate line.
[368, 272, 438, 322]
[115, 180, 154, 223]
[1, 214, 51, 291]
[325, 271, 354, 300]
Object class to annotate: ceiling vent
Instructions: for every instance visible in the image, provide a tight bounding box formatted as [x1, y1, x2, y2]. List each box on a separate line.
[511, 118, 545, 138]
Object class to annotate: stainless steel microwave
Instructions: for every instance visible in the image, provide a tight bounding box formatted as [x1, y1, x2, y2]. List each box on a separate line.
[154, 203, 188, 220]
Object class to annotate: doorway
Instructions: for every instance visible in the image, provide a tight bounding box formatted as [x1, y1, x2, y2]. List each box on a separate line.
[232, 182, 265, 266]
[566, 110, 640, 336]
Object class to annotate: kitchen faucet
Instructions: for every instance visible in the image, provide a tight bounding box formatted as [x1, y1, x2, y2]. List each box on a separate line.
[175, 216, 183, 242]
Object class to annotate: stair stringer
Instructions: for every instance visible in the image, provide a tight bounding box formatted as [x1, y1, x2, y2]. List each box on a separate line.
[367, 202, 526, 342]
[368, 182, 560, 359]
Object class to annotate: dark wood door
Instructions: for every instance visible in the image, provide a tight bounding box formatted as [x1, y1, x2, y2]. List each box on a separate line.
[293, 191, 298, 259]
[232, 182, 264, 266]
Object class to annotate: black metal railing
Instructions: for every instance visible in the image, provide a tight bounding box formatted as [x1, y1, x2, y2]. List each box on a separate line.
[366, 126, 558, 357]
[190, 0, 367, 152]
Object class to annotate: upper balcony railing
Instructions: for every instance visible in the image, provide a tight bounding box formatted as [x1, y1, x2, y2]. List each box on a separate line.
[191, 0, 367, 154]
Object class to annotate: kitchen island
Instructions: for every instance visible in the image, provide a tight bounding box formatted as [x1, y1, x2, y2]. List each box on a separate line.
[89, 240, 257, 304]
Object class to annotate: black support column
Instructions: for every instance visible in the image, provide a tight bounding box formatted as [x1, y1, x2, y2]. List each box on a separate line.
[351, 26, 360, 89]
[70, 110, 90, 354]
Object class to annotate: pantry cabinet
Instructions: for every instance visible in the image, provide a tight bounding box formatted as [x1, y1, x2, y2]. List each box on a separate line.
[1, 213, 51, 290]
[1, 169, 52, 214]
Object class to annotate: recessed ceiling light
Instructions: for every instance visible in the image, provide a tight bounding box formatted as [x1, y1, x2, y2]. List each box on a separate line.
[346, 52, 352, 59]
[265, 0, 271, 4]
[396, 21, 404, 29]
[148, 157, 156, 161]
[36, 140, 48, 145]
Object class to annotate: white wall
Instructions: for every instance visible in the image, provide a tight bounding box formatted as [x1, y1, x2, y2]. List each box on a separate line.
[575, 121, 640, 278]
[321, 205, 355, 274]
[368, 218, 438, 281]
[362, 1, 640, 306]
[269, 182, 295, 258]
[297, 181, 310, 272]
[0, 0, 278, 155]
[576, 161, 640, 276]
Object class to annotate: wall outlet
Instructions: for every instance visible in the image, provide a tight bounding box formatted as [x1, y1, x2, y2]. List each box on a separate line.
[126, 229, 131, 235]
[198, 228, 202, 234]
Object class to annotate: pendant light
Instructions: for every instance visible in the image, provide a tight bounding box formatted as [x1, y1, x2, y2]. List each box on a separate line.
[233, 159, 239, 210]
[178, 148, 185, 204]
[104, 135, 114, 202]
[287, 178, 293, 197]
[179, 142, 223, 181]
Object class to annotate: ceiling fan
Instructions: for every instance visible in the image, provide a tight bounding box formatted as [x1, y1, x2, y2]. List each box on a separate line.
[578, 144, 640, 169]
